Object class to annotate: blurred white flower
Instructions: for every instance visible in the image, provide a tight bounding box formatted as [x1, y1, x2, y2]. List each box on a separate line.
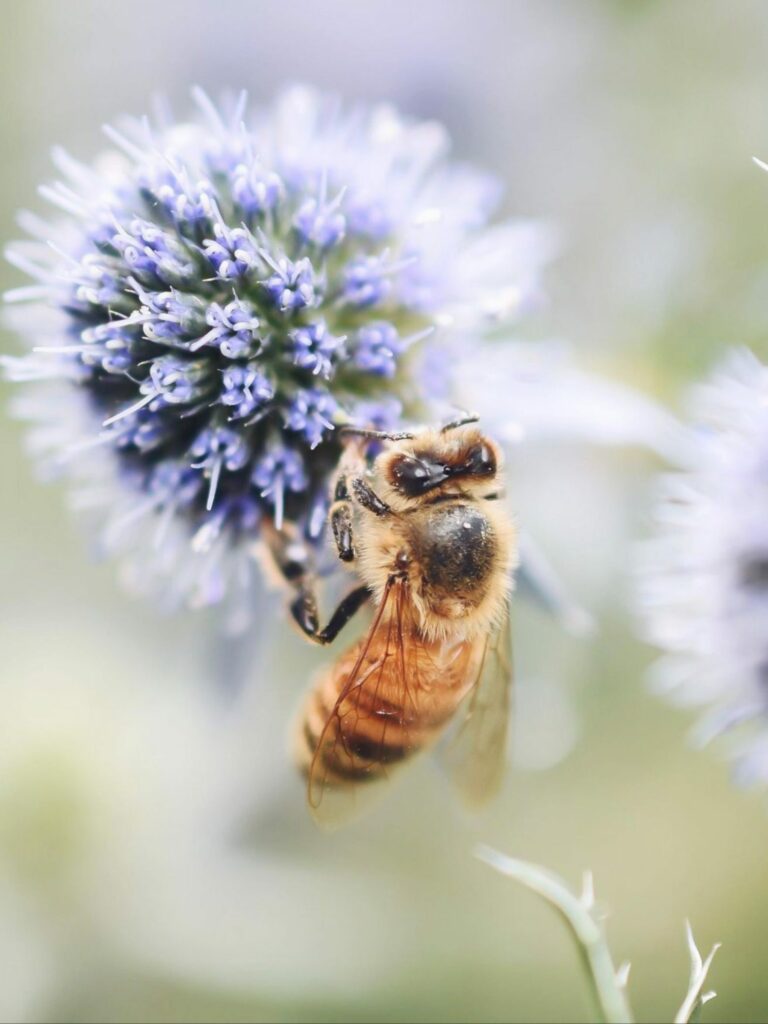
[637, 349, 768, 785]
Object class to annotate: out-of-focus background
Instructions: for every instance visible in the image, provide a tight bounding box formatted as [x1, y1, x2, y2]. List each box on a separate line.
[2, 2, 768, 1022]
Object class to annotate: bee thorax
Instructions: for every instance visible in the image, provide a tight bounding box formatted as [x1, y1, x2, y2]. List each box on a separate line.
[411, 504, 497, 615]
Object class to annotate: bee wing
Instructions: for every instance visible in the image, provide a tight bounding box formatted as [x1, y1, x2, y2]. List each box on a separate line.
[440, 601, 513, 808]
[306, 574, 435, 827]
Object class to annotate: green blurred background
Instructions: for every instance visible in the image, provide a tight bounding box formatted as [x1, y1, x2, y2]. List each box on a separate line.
[2, 2, 768, 1022]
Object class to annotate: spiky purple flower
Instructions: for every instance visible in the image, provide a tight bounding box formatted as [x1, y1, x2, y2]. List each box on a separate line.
[284, 388, 339, 449]
[288, 320, 344, 379]
[3, 86, 551, 615]
[197, 299, 263, 359]
[262, 256, 319, 312]
[253, 446, 309, 530]
[342, 254, 391, 308]
[353, 322, 402, 378]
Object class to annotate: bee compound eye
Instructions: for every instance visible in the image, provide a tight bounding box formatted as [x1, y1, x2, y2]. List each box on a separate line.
[394, 458, 427, 482]
[391, 456, 431, 493]
[390, 454, 454, 496]
[465, 442, 496, 476]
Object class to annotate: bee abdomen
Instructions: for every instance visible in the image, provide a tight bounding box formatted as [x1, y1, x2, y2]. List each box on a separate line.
[295, 662, 446, 790]
[294, 632, 475, 803]
[296, 692, 413, 788]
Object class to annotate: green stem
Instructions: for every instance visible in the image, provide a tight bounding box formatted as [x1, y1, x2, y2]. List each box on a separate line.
[476, 846, 634, 1024]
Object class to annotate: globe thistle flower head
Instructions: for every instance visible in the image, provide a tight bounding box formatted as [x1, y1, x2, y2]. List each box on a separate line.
[637, 349, 768, 785]
[4, 86, 552, 616]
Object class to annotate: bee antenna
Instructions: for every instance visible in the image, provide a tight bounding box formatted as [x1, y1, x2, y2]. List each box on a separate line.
[339, 426, 416, 442]
[440, 411, 480, 433]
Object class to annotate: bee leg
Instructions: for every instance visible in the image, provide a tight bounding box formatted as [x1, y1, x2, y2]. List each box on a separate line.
[290, 581, 370, 645]
[330, 468, 391, 558]
[261, 518, 370, 644]
[263, 526, 313, 588]
[330, 501, 355, 562]
[317, 584, 371, 644]
[328, 472, 357, 563]
[290, 583, 321, 639]
[351, 477, 392, 517]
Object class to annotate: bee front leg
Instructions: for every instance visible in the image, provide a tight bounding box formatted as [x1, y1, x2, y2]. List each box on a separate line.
[330, 503, 355, 562]
[329, 473, 356, 563]
[351, 477, 392, 517]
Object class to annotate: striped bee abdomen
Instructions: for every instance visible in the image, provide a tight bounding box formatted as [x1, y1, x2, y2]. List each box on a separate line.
[295, 627, 479, 801]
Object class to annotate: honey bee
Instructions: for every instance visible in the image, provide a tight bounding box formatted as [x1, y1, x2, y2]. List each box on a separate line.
[265, 415, 517, 824]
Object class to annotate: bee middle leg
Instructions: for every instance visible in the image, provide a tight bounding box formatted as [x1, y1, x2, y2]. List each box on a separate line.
[290, 579, 371, 645]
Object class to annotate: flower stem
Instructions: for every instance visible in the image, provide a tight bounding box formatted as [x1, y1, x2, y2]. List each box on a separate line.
[476, 846, 634, 1024]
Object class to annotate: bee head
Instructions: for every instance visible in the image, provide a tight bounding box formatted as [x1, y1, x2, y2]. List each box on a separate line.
[380, 426, 501, 501]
